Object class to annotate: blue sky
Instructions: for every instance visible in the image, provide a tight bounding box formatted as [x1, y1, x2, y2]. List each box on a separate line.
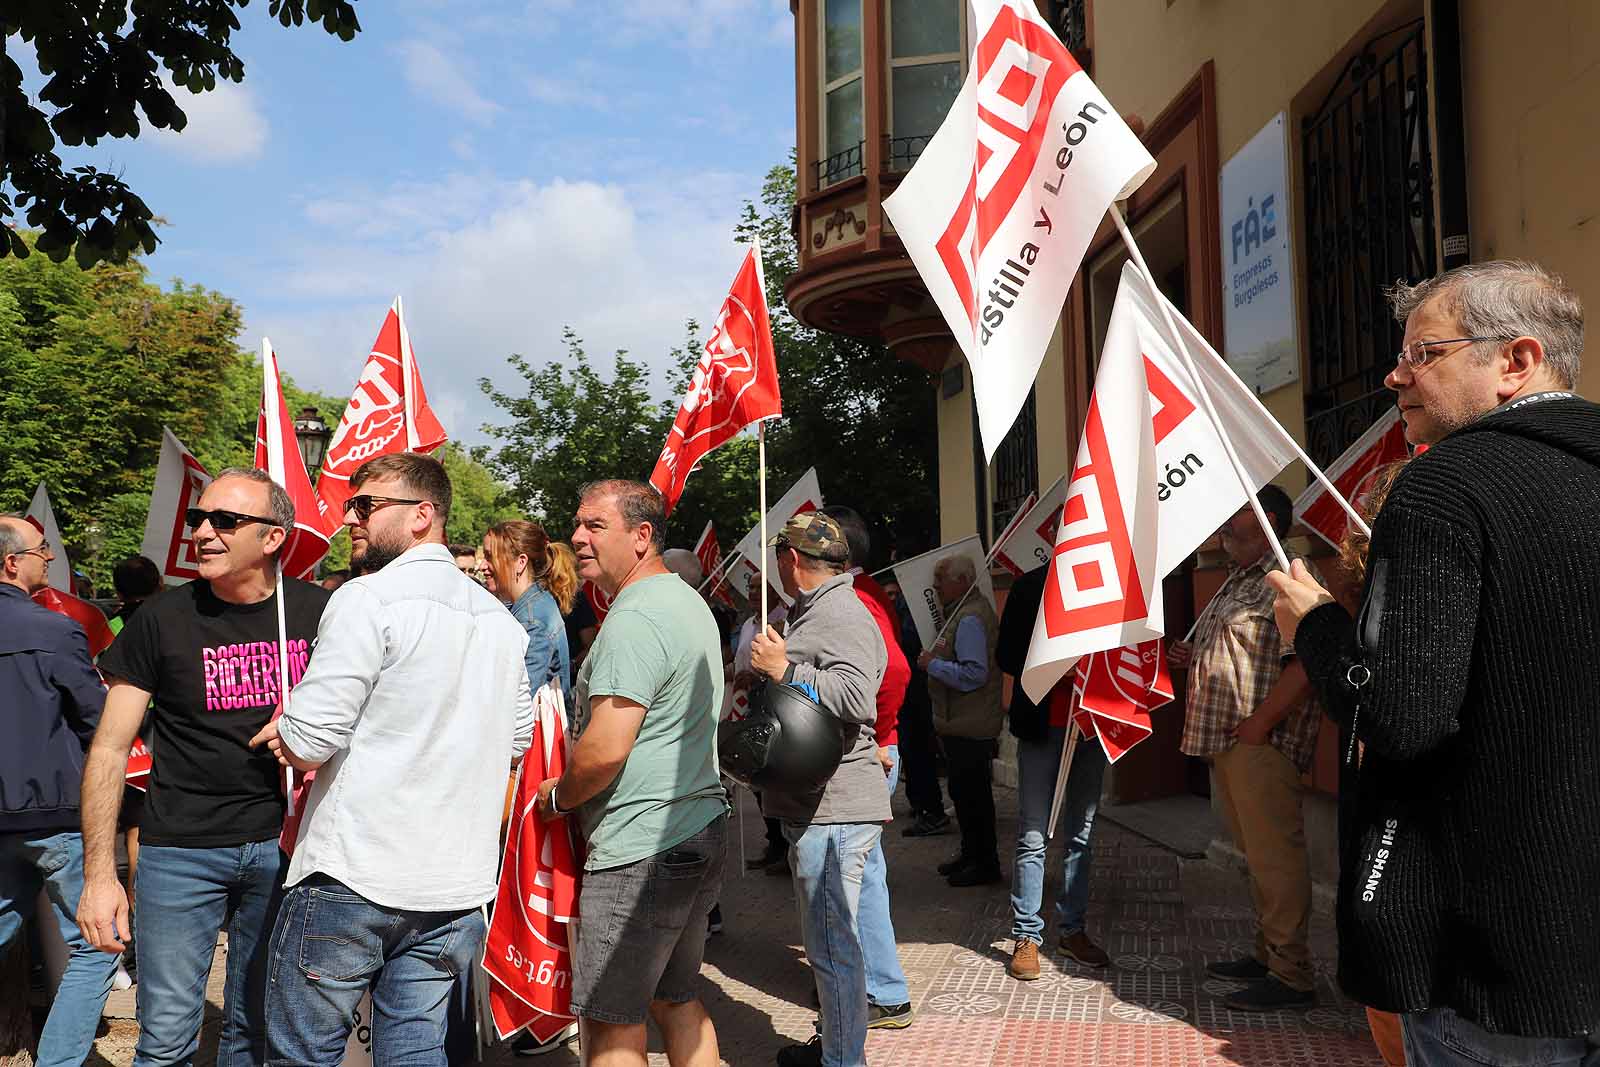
[25, 0, 797, 446]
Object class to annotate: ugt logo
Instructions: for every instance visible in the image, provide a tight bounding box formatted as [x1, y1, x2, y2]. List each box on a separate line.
[680, 298, 758, 422]
[935, 3, 1082, 329]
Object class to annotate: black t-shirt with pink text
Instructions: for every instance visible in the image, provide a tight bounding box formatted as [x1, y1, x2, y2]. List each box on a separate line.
[100, 578, 331, 847]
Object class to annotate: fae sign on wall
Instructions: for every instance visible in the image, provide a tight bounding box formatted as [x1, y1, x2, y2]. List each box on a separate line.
[1219, 112, 1299, 395]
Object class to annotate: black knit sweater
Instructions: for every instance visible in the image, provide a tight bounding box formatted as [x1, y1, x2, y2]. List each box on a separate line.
[1296, 393, 1600, 1038]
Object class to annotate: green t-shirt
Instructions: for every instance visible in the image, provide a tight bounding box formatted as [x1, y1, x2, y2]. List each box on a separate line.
[572, 573, 727, 871]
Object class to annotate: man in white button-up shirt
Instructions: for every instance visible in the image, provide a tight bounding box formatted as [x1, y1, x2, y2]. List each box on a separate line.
[251, 452, 533, 1066]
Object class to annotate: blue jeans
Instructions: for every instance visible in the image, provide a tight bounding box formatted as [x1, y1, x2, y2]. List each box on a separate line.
[1010, 726, 1106, 945]
[784, 821, 880, 1067]
[1402, 1006, 1600, 1066]
[134, 840, 285, 1067]
[0, 831, 119, 1067]
[858, 745, 909, 1006]
[264, 877, 486, 1067]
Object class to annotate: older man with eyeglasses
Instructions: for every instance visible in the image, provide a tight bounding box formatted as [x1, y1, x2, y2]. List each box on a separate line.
[1, 515, 120, 1067]
[1269, 261, 1600, 1066]
[76, 468, 332, 1067]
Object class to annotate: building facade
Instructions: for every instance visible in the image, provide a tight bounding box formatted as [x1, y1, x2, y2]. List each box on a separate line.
[785, 0, 1598, 834]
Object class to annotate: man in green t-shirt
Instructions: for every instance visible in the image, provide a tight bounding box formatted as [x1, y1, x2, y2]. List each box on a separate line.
[535, 478, 727, 1067]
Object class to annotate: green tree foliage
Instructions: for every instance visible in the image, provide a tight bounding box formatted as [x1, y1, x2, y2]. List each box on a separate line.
[477, 156, 938, 567]
[437, 441, 521, 546]
[2, 0, 361, 267]
[0, 232, 343, 589]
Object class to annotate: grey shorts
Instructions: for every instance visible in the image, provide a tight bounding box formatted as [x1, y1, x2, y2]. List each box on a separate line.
[569, 814, 727, 1024]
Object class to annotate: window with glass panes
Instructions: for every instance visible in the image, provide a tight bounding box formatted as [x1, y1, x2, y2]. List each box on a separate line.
[819, 0, 864, 187]
[887, 0, 964, 171]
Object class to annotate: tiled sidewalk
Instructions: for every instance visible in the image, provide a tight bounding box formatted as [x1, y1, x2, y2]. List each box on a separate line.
[89, 783, 1385, 1066]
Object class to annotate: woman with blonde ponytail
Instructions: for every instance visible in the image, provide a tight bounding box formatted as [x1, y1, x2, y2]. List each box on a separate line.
[482, 520, 572, 703]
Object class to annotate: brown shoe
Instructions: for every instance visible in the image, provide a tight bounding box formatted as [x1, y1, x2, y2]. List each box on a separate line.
[1059, 930, 1110, 968]
[1008, 940, 1041, 981]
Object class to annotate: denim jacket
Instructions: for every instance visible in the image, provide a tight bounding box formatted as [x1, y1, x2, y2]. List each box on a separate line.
[511, 583, 570, 703]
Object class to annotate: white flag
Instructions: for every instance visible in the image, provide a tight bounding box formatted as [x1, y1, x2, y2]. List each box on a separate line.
[1292, 408, 1408, 550]
[883, 0, 1155, 460]
[25, 483, 71, 593]
[890, 536, 997, 649]
[141, 428, 214, 586]
[727, 468, 823, 605]
[1021, 263, 1300, 701]
[993, 474, 1067, 576]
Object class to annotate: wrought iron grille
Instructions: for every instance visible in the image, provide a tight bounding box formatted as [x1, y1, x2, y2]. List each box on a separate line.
[1301, 22, 1436, 466]
[886, 134, 934, 172]
[1045, 0, 1090, 68]
[812, 141, 864, 190]
[991, 389, 1038, 539]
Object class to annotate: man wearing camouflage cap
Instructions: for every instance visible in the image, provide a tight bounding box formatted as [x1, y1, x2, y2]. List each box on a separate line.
[751, 511, 889, 1067]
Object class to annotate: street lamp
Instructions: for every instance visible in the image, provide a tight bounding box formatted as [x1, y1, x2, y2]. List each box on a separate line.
[293, 406, 333, 477]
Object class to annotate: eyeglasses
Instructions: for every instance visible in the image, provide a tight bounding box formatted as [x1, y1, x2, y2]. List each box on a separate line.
[1394, 336, 1507, 371]
[11, 539, 52, 562]
[344, 494, 426, 523]
[185, 508, 279, 532]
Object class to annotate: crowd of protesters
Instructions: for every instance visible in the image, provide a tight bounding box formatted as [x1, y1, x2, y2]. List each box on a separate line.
[2, 259, 1597, 1067]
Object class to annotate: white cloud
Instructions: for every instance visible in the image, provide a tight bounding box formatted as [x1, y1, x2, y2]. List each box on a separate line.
[248, 168, 759, 450]
[395, 41, 501, 125]
[150, 80, 269, 163]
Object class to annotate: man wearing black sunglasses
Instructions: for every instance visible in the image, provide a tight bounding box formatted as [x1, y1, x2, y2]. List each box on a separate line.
[77, 468, 331, 1067]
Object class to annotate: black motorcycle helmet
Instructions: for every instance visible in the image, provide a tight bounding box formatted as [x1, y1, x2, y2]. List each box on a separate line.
[718, 680, 859, 791]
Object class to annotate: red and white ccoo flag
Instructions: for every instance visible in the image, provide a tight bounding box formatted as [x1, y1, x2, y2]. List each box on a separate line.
[1021, 263, 1298, 702]
[140, 428, 214, 586]
[725, 468, 822, 606]
[482, 685, 580, 1044]
[255, 341, 339, 580]
[649, 245, 783, 514]
[1071, 639, 1173, 762]
[883, 0, 1155, 459]
[1292, 408, 1408, 550]
[993, 475, 1067, 576]
[316, 297, 448, 523]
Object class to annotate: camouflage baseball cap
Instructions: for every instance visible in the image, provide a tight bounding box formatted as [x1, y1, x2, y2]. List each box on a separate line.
[766, 511, 850, 563]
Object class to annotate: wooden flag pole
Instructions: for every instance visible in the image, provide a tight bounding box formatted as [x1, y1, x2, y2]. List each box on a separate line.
[1110, 203, 1290, 573]
[758, 423, 769, 627]
[698, 548, 743, 594]
[274, 560, 296, 817]
[1046, 725, 1083, 840]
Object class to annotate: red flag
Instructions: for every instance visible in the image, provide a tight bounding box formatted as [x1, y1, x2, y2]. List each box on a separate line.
[316, 297, 448, 522]
[582, 581, 612, 625]
[1292, 408, 1408, 550]
[1071, 639, 1173, 762]
[255, 340, 339, 580]
[125, 738, 152, 791]
[648, 244, 782, 514]
[693, 521, 720, 579]
[482, 688, 579, 1042]
[33, 586, 115, 659]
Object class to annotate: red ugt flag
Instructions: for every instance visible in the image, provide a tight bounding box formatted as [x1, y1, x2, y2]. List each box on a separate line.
[316, 297, 448, 523]
[1072, 639, 1174, 762]
[649, 244, 782, 514]
[256, 340, 339, 580]
[693, 521, 720, 579]
[482, 688, 580, 1043]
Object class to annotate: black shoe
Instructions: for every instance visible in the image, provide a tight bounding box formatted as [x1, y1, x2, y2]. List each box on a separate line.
[707, 904, 723, 935]
[775, 1035, 824, 1066]
[902, 811, 951, 837]
[512, 1023, 578, 1055]
[936, 853, 969, 876]
[867, 1001, 913, 1030]
[1206, 955, 1270, 981]
[1224, 976, 1316, 1012]
[946, 863, 1002, 887]
[746, 845, 786, 871]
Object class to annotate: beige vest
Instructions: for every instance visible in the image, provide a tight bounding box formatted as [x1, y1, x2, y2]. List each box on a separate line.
[928, 595, 1003, 739]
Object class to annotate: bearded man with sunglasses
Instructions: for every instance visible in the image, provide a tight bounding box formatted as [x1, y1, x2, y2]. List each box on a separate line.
[1268, 261, 1600, 1066]
[78, 468, 331, 1067]
[249, 452, 534, 1066]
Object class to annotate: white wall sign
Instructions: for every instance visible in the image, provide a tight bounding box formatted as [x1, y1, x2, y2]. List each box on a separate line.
[1219, 112, 1299, 395]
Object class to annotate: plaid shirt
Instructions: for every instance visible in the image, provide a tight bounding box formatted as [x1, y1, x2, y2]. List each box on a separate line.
[1179, 552, 1322, 772]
